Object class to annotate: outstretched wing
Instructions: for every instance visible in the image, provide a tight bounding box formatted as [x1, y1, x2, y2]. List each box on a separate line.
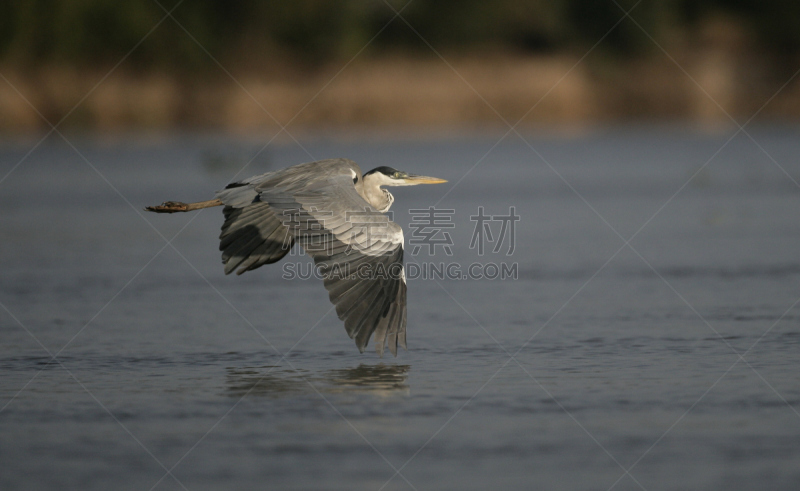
[216, 159, 407, 356]
[216, 178, 295, 275]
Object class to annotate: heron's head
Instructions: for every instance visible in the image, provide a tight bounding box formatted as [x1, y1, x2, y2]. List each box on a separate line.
[363, 166, 447, 187]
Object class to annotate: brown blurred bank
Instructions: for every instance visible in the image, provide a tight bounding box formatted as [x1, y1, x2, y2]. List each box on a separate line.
[1, 1, 800, 132]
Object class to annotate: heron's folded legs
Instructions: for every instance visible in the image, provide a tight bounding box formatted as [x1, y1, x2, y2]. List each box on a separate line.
[145, 199, 223, 213]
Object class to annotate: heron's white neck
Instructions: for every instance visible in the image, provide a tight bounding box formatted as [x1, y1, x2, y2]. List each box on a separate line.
[361, 173, 396, 212]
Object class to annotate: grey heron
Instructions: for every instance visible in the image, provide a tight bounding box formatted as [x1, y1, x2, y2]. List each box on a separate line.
[146, 158, 447, 356]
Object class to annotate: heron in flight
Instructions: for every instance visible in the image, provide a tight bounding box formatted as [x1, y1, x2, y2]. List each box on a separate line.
[146, 159, 446, 356]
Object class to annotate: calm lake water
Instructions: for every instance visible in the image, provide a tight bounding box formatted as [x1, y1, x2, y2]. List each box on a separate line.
[1, 127, 799, 490]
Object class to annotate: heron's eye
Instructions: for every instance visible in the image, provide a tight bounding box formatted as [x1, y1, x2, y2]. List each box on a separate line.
[393, 172, 401, 178]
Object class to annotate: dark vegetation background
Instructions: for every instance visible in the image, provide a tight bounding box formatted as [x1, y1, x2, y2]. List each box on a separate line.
[2, 0, 799, 130]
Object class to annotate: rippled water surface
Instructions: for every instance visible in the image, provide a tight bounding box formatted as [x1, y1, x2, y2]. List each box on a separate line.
[2, 127, 800, 490]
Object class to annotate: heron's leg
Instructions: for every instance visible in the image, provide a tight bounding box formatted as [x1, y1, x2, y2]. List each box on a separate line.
[145, 199, 223, 213]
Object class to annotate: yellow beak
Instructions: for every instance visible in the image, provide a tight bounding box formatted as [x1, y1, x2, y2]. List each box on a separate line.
[405, 175, 448, 184]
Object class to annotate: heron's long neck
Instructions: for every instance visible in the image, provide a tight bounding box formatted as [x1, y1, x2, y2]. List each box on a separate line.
[361, 176, 394, 212]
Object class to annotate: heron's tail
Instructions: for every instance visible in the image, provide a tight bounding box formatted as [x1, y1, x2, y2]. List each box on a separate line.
[145, 199, 223, 213]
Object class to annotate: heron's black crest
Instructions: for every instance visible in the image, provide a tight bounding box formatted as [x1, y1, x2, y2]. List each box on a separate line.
[365, 166, 401, 178]
[225, 181, 247, 189]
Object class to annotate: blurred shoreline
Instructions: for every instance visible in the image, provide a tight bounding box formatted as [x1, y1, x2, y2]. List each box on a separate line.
[3, 51, 800, 133]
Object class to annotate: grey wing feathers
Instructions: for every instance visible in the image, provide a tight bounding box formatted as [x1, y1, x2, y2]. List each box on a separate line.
[219, 201, 293, 275]
[215, 172, 294, 275]
[314, 246, 407, 356]
[214, 158, 407, 356]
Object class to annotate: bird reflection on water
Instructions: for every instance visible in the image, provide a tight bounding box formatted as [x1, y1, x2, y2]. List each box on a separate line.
[226, 364, 411, 398]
